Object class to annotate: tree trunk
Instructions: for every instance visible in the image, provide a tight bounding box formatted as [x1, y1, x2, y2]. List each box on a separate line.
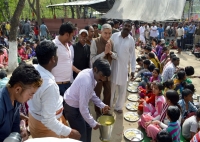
[68, 0, 75, 18]
[76, 6, 80, 19]
[8, 0, 26, 72]
[36, 0, 41, 25]
[27, 0, 41, 25]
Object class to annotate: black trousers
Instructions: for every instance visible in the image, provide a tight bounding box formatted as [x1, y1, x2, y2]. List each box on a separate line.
[64, 103, 92, 142]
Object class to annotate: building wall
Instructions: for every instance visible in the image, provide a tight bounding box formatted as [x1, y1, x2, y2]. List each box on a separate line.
[42, 18, 100, 33]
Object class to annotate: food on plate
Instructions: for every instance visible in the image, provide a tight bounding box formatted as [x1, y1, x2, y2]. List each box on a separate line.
[124, 131, 136, 139]
[127, 95, 138, 101]
[126, 103, 139, 110]
[124, 113, 139, 121]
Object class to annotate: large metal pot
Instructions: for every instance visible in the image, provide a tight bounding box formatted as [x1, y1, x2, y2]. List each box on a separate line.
[97, 115, 115, 142]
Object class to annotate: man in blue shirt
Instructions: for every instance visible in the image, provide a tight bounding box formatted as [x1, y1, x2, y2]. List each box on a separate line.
[157, 24, 164, 39]
[40, 22, 49, 39]
[188, 22, 196, 45]
[0, 64, 42, 141]
[0, 87, 21, 141]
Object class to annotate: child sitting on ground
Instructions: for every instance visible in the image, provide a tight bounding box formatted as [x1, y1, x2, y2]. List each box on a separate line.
[193, 44, 200, 59]
[148, 52, 162, 72]
[143, 82, 166, 117]
[138, 82, 155, 115]
[160, 47, 169, 64]
[156, 130, 172, 142]
[178, 89, 197, 123]
[173, 70, 188, 95]
[136, 57, 143, 71]
[182, 109, 200, 140]
[163, 79, 174, 97]
[149, 106, 181, 142]
[150, 68, 161, 82]
[169, 39, 177, 49]
[131, 59, 151, 81]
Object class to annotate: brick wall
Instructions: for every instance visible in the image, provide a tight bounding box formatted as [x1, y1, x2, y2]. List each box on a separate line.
[42, 18, 100, 33]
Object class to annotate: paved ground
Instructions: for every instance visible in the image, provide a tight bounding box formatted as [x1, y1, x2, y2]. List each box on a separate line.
[90, 48, 200, 142]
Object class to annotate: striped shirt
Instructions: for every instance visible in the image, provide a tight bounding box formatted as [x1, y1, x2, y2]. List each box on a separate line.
[159, 103, 169, 122]
[167, 122, 181, 142]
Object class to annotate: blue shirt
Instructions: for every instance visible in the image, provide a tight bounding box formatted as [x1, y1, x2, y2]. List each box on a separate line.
[184, 27, 188, 38]
[0, 77, 9, 88]
[0, 87, 21, 141]
[178, 99, 197, 119]
[188, 25, 196, 34]
[157, 27, 164, 39]
[40, 24, 47, 36]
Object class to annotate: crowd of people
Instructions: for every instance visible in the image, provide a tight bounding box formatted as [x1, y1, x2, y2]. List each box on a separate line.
[0, 18, 200, 142]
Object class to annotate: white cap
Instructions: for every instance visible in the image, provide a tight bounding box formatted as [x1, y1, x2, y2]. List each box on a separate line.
[161, 39, 165, 44]
[79, 29, 88, 35]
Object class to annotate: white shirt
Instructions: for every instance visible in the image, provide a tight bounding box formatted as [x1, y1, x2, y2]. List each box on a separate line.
[176, 27, 184, 39]
[162, 63, 176, 83]
[110, 32, 136, 85]
[182, 116, 198, 139]
[28, 65, 71, 136]
[139, 26, 145, 36]
[52, 36, 72, 82]
[150, 26, 158, 37]
[139, 26, 146, 43]
[64, 69, 105, 128]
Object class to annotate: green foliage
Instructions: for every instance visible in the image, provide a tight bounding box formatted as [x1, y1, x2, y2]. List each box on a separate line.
[2, 0, 199, 22]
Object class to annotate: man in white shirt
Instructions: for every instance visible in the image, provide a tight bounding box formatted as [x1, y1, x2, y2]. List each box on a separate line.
[162, 56, 180, 83]
[150, 22, 158, 40]
[52, 22, 75, 96]
[110, 20, 136, 113]
[28, 40, 80, 139]
[63, 58, 111, 142]
[176, 23, 184, 54]
[139, 22, 146, 44]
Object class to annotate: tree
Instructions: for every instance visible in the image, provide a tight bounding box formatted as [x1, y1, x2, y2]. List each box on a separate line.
[27, 0, 41, 25]
[8, 0, 26, 72]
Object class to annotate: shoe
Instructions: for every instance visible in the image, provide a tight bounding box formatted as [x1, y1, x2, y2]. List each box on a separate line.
[114, 109, 123, 114]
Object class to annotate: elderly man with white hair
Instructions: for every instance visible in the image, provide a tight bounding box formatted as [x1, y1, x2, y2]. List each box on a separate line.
[90, 24, 117, 118]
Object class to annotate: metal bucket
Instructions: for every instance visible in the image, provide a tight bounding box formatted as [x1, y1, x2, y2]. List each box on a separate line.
[97, 115, 115, 142]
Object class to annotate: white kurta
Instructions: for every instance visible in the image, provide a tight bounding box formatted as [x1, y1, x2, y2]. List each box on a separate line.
[139, 26, 146, 44]
[110, 32, 136, 110]
[110, 32, 136, 85]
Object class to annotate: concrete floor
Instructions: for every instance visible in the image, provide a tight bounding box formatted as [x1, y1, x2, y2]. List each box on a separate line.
[90, 49, 200, 142]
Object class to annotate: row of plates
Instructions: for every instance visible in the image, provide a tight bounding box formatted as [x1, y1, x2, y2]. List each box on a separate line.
[123, 83, 143, 141]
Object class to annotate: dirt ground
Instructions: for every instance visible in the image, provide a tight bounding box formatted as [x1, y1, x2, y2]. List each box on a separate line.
[90, 49, 200, 142]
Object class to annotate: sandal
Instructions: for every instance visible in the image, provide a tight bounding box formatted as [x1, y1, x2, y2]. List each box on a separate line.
[114, 109, 123, 114]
